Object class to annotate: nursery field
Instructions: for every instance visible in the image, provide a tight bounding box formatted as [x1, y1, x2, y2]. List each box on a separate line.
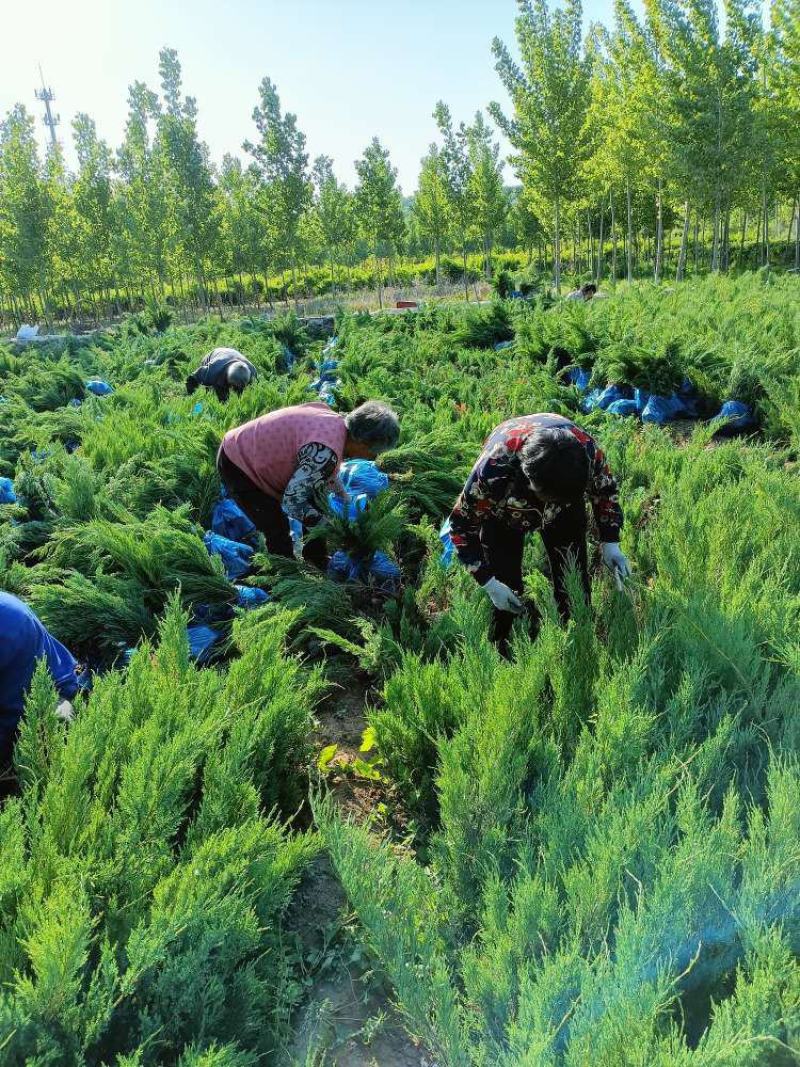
[1, 272, 800, 1065]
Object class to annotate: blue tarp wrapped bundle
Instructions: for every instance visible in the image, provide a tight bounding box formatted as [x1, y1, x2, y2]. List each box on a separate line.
[328, 459, 389, 518]
[328, 550, 400, 592]
[187, 624, 223, 663]
[567, 367, 592, 392]
[281, 345, 296, 371]
[606, 398, 639, 417]
[582, 384, 631, 413]
[641, 394, 687, 424]
[234, 585, 270, 609]
[212, 492, 257, 545]
[0, 477, 16, 505]
[494, 340, 513, 352]
[712, 400, 756, 434]
[69, 398, 82, 408]
[86, 379, 114, 396]
[439, 517, 454, 566]
[203, 532, 254, 580]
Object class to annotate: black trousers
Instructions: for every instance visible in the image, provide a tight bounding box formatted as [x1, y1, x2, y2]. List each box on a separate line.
[0, 725, 18, 803]
[482, 502, 590, 651]
[216, 447, 328, 568]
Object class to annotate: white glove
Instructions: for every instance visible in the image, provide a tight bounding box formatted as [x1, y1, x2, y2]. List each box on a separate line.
[483, 577, 524, 614]
[601, 542, 632, 590]
[55, 699, 75, 723]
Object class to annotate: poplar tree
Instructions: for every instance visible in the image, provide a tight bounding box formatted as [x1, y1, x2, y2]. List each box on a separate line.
[491, 0, 592, 292]
[466, 111, 508, 279]
[433, 101, 474, 299]
[413, 145, 451, 286]
[354, 138, 405, 308]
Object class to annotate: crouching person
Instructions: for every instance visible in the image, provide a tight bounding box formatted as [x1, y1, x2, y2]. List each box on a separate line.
[447, 413, 630, 656]
[0, 592, 80, 798]
[186, 347, 257, 402]
[217, 400, 400, 566]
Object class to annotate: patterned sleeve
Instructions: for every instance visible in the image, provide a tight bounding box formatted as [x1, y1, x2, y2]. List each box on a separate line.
[448, 454, 504, 585]
[282, 442, 339, 524]
[587, 443, 623, 542]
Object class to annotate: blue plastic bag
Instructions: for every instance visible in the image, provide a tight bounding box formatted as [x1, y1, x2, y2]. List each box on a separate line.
[439, 518, 454, 567]
[328, 550, 362, 583]
[567, 368, 592, 392]
[338, 459, 389, 499]
[606, 399, 640, 418]
[712, 400, 755, 433]
[191, 402, 204, 415]
[319, 357, 339, 375]
[597, 385, 630, 411]
[187, 624, 222, 664]
[510, 290, 525, 299]
[281, 344, 296, 371]
[203, 532, 254, 580]
[235, 585, 270, 609]
[634, 388, 651, 414]
[329, 492, 370, 520]
[212, 496, 257, 544]
[0, 477, 16, 505]
[68, 398, 82, 408]
[86, 379, 113, 396]
[368, 551, 401, 592]
[581, 388, 605, 413]
[494, 340, 513, 352]
[641, 394, 686, 424]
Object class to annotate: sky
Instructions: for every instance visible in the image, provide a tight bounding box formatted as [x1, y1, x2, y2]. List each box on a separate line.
[1, 0, 636, 192]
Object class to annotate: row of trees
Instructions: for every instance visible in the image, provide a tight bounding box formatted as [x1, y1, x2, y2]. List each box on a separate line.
[1, 0, 798, 323]
[493, 0, 800, 289]
[0, 48, 509, 323]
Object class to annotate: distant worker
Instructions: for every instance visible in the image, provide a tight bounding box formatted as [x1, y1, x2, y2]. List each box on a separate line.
[217, 400, 400, 566]
[566, 282, 598, 302]
[447, 414, 630, 655]
[0, 592, 80, 796]
[186, 347, 257, 402]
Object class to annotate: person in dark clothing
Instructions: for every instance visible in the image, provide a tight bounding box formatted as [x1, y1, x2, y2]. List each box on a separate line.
[0, 592, 80, 797]
[447, 414, 630, 654]
[186, 348, 257, 402]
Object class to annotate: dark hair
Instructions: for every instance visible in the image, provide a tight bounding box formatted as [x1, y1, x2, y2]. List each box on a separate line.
[581, 282, 598, 296]
[520, 426, 590, 501]
[345, 400, 400, 453]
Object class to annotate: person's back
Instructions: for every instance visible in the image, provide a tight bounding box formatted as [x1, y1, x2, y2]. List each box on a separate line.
[221, 402, 348, 498]
[186, 348, 257, 400]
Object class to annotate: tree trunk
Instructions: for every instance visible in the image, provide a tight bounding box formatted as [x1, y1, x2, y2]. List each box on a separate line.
[462, 246, 469, 302]
[795, 194, 800, 269]
[721, 205, 731, 271]
[610, 195, 617, 282]
[739, 211, 748, 266]
[625, 179, 633, 282]
[711, 192, 721, 272]
[693, 216, 700, 272]
[554, 194, 562, 294]
[434, 238, 441, 288]
[762, 185, 770, 266]
[654, 179, 664, 283]
[676, 201, 690, 282]
[597, 206, 604, 282]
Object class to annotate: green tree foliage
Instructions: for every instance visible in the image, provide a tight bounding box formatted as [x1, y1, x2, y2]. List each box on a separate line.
[354, 138, 406, 307]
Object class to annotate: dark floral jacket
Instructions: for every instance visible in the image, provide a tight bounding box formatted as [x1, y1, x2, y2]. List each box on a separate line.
[449, 413, 623, 584]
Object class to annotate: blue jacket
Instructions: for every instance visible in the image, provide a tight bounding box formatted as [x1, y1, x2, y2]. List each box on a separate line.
[0, 593, 79, 734]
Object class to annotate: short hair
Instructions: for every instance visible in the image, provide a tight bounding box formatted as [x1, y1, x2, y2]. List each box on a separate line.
[581, 282, 598, 296]
[345, 400, 400, 453]
[520, 426, 590, 501]
[226, 361, 252, 392]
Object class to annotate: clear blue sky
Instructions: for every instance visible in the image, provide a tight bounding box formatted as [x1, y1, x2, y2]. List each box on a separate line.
[2, 0, 639, 191]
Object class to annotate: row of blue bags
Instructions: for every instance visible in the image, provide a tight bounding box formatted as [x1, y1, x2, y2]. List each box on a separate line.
[569, 368, 755, 430]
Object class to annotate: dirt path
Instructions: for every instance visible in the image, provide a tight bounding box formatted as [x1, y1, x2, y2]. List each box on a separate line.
[284, 678, 430, 1067]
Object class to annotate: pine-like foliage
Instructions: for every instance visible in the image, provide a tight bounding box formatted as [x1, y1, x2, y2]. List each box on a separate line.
[0, 599, 320, 1065]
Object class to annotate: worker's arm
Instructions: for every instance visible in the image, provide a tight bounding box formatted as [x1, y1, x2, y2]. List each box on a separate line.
[282, 442, 339, 525]
[586, 442, 623, 542]
[39, 630, 80, 703]
[448, 457, 501, 585]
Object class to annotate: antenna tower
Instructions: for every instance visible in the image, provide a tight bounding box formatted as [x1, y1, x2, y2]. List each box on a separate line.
[35, 65, 60, 147]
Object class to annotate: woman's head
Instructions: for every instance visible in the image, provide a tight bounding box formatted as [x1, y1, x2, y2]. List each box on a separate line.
[226, 361, 253, 393]
[520, 426, 590, 503]
[344, 401, 400, 459]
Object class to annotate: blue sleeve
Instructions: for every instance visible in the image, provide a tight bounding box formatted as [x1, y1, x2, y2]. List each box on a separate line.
[0, 594, 78, 726]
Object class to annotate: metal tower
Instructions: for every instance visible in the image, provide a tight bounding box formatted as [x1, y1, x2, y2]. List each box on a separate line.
[35, 66, 60, 147]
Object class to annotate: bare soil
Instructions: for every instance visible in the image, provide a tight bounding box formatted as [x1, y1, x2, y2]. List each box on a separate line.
[284, 680, 429, 1067]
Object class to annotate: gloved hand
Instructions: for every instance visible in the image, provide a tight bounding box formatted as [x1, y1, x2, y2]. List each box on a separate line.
[601, 542, 632, 590]
[55, 699, 75, 723]
[483, 576, 524, 614]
